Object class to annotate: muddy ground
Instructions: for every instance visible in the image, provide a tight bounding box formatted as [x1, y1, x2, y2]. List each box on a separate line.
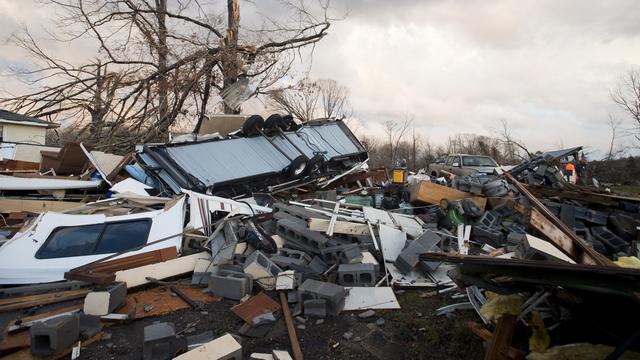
[81, 289, 484, 360]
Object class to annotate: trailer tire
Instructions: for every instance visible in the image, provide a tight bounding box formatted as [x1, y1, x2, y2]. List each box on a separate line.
[264, 114, 286, 132]
[242, 115, 265, 137]
[305, 155, 325, 175]
[286, 155, 308, 178]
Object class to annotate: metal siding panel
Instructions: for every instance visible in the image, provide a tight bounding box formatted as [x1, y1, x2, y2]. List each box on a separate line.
[165, 137, 291, 187]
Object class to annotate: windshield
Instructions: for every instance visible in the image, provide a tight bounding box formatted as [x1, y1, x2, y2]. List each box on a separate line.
[462, 156, 498, 167]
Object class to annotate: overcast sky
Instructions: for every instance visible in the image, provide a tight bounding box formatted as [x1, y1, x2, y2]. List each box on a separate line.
[2, 0, 640, 158]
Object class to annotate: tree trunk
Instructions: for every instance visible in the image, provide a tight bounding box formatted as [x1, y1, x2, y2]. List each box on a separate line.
[90, 62, 104, 145]
[155, 0, 170, 136]
[222, 0, 241, 114]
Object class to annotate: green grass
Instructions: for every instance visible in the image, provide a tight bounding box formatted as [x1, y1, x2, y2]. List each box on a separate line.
[611, 184, 640, 195]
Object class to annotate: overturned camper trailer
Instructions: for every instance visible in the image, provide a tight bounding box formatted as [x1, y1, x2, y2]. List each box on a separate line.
[136, 118, 367, 196]
[0, 196, 185, 284]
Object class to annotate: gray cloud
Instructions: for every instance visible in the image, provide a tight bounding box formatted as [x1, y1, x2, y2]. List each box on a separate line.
[1, 0, 640, 158]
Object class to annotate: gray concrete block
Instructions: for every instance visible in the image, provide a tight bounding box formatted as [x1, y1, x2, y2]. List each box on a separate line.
[243, 250, 283, 290]
[270, 255, 307, 269]
[338, 263, 376, 287]
[303, 299, 327, 317]
[30, 314, 80, 356]
[339, 245, 364, 264]
[78, 314, 102, 340]
[308, 256, 328, 273]
[143, 322, 185, 360]
[186, 330, 215, 351]
[394, 230, 441, 275]
[276, 218, 330, 254]
[279, 247, 312, 263]
[208, 270, 252, 300]
[298, 279, 346, 316]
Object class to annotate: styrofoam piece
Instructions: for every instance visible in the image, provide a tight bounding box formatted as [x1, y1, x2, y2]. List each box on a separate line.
[110, 178, 151, 196]
[378, 224, 406, 261]
[174, 333, 242, 360]
[276, 270, 296, 290]
[343, 287, 401, 310]
[115, 252, 210, 288]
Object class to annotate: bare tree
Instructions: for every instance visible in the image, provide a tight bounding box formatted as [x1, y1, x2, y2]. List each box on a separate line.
[269, 77, 352, 121]
[606, 115, 625, 160]
[612, 69, 640, 141]
[383, 114, 412, 167]
[493, 119, 531, 163]
[2, 0, 334, 150]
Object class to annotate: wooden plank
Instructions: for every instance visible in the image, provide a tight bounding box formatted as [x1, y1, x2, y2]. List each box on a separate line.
[505, 173, 612, 267]
[467, 321, 524, 360]
[279, 291, 303, 360]
[114, 252, 209, 288]
[485, 314, 517, 360]
[0, 330, 30, 352]
[409, 181, 477, 205]
[65, 247, 179, 284]
[307, 218, 370, 236]
[0, 198, 81, 213]
[116, 285, 220, 319]
[7, 304, 83, 332]
[0, 289, 90, 313]
[230, 292, 281, 324]
[528, 208, 578, 260]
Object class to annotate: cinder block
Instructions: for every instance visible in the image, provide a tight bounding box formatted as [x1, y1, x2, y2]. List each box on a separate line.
[472, 224, 504, 246]
[78, 314, 102, 340]
[186, 331, 215, 351]
[276, 218, 329, 255]
[83, 281, 127, 316]
[298, 279, 346, 316]
[279, 248, 312, 263]
[174, 333, 242, 360]
[143, 322, 185, 360]
[308, 256, 328, 273]
[208, 270, 253, 300]
[339, 245, 364, 264]
[30, 314, 80, 356]
[270, 255, 308, 269]
[273, 203, 329, 221]
[303, 299, 327, 317]
[477, 211, 499, 228]
[483, 179, 508, 197]
[338, 263, 376, 286]
[243, 250, 283, 290]
[591, 226, 629, 254]
[394, 230, 440, 275]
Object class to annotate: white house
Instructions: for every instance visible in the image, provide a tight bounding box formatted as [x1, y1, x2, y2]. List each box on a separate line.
[0, 110, 60, 162]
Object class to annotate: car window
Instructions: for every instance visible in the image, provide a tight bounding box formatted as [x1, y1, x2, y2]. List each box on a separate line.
[453, 156, 461, 166]
[36, 219, 152, 259]
[37, 224, 104, 259]
[95, 220, 151, 254]
[462, 156, 498, 167]
[445, 156, 454, 166]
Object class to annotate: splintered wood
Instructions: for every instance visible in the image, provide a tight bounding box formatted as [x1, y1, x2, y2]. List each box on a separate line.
[117, 285, 221, 319]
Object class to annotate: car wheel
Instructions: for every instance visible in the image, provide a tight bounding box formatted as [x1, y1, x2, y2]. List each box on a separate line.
[305, 155, 325, 175]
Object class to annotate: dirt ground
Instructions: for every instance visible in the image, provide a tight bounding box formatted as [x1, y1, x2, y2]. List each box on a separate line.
[81, 289, 484, 360]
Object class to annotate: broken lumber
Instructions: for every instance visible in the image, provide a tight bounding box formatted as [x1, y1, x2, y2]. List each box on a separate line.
[485, 314, 518, 360]
[467, 322, 524, 360]
[279, 291, 303, 360]
[0, 289, 90, 313]
[65, 247, 178, 284]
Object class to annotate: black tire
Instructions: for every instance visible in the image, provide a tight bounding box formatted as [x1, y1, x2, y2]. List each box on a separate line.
[305, 155, 325, 175]
[264, 114, 286, 132]
[242, 115, 265, 137]
[281, 114, 299, 131]
[431, 171, 438, 177]
[286, 155, 308, 178]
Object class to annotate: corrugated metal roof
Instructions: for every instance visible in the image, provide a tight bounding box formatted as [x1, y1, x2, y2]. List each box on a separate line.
[137, 120, 366, 193]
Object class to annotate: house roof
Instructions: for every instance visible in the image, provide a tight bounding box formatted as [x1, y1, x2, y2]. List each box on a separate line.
[0, 109, 59, 128]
